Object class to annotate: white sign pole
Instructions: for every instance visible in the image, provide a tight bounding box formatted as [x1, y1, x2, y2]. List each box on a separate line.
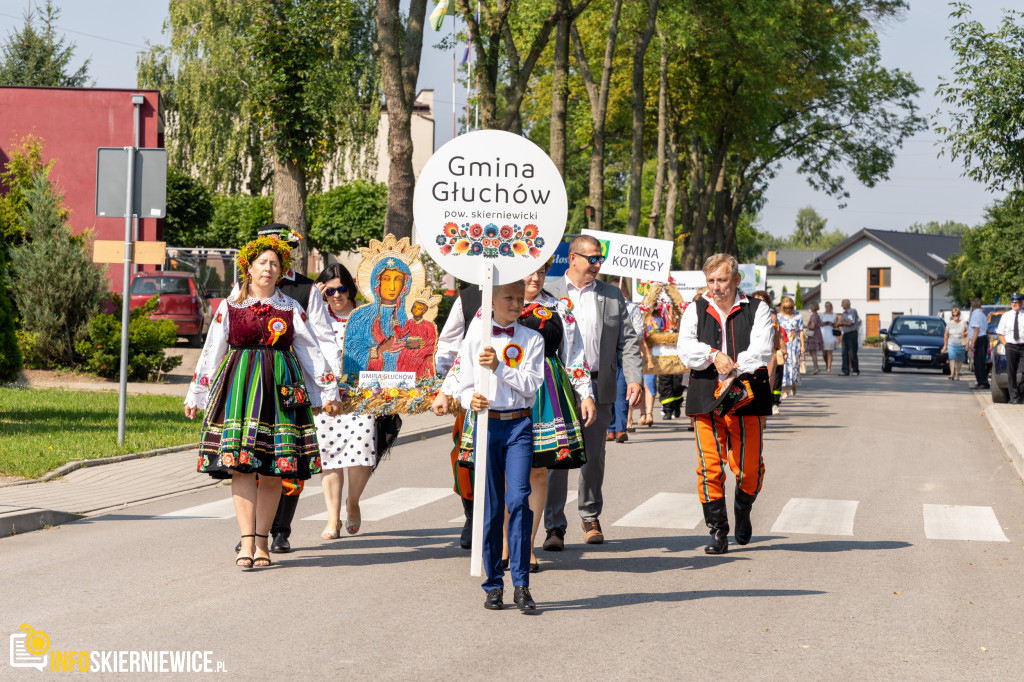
[469, 262, 494, 577]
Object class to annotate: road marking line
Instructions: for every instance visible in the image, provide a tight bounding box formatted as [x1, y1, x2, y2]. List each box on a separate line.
[771, 498, 859, 536]
[156, 487, 322, 519]
[612, 492, 703, 529]
[448, 491, 578, 523]
[923, 504, 1008, 542]
[303, 487, 453, 522]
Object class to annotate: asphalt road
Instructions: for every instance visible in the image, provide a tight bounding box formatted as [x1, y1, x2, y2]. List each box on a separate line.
[3, 351, 1022, 680]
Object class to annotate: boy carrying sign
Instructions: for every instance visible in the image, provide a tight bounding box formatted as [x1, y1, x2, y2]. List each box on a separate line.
[432, 281, 545, 610]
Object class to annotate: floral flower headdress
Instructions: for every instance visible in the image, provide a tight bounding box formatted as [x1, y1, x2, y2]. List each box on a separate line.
[237, 235, 293, 283]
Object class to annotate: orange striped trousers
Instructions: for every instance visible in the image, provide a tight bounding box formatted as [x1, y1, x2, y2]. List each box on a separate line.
[693, 414, 765, 504]
[450, 410, 474, 500]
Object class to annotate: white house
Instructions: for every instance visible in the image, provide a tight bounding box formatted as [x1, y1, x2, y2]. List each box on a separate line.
[805, 229, 960, 339]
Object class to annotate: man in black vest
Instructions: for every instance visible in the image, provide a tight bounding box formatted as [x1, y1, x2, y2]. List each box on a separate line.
[676, 254, 774, 555]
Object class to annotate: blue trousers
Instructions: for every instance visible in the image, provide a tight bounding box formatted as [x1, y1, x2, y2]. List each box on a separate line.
[477, 413, 533, 592]
[608, 365, 628, 433]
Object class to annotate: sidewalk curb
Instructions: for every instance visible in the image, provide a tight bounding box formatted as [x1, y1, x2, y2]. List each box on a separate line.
[975, 391, 1024, 481]
[0, 444, 200, 489]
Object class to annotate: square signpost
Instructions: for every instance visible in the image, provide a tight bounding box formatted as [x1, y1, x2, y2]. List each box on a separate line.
[95, 146, 167, 445]
[414, 129, 568, 577]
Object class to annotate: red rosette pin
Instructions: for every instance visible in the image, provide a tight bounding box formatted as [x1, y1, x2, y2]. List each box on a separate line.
[267, 317, 288, 346]
[532, 306, 552, 328]
[558, 296, 573, 311]
[502, 342, 524, 369]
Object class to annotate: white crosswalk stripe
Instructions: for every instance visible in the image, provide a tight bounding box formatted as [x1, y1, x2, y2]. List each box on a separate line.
[152, 489, 1011, 544]
[922, 504, 1009, 542]
[301, 487, 453, 522]
[448, 491, 578, 523]
[770, 498, 859, 536]
[155, 487, 322, 519]
[612, 492, 703, 529]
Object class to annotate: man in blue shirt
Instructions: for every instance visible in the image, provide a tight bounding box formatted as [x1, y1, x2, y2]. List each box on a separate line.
[967, 298, 990, 390]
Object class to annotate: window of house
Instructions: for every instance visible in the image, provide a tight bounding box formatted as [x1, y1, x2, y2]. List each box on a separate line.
[868, 267, 890, 301]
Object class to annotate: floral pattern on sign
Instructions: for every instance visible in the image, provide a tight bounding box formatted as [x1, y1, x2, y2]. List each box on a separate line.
[437, 222, 543, 259]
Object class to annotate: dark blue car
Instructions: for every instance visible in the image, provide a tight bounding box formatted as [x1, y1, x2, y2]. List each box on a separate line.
[881, 315, 949, 374]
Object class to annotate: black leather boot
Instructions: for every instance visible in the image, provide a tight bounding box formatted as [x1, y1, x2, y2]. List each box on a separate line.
[270, 494, 300, 553]
[460, 496, 474, 550]
[701, 499, 729, 554]
[734, 488, 756, 545]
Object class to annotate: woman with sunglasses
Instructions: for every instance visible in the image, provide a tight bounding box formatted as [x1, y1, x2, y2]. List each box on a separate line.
[313, 263, 375, 539]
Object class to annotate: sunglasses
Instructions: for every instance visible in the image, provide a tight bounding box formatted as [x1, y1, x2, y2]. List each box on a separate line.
[572, 252, 605, 265]
[324, 285, 347, 296]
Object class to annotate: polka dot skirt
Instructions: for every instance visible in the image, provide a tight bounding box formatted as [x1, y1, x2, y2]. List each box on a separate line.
[315, 413, 376, 469]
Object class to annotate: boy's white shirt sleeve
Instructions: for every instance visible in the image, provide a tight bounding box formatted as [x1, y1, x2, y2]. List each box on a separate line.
[494, 330, 545, 400]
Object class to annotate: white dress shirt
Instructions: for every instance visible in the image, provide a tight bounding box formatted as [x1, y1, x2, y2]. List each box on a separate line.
[675, 292, 774, 381]
[435, 296, 466, 375]
[564, 275, 600, 369]
[448, 316, 545, 412]
[997, 308, 1024, 344]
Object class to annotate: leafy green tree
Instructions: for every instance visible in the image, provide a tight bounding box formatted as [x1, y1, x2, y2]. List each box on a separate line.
[0, 0, 90, 87]
[307, 181, 388, 256]
[936, 3, 1024, 190]
[162, 167, 215, 248]
[906, 220, 968, 237]
[207, 194, 275, 249]
[8, 172, 107, 367]
[948, 192, 1024, 305]
[137, 0, 380, 271]
[0, 134, 55, 249]
[793, 206, 827, 248]
[0, 254, 22, 382]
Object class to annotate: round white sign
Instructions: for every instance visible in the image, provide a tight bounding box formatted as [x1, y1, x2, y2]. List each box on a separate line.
[413, 130, 568, 285]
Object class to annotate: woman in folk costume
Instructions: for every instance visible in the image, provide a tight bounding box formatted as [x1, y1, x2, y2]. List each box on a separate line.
[440, 262, 596, 571]
[185, 236, 340, 569]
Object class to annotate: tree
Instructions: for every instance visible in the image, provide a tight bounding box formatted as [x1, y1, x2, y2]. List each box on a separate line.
[948, 192, 1024, 305]
[0, 134, 53, 249]
[374, 0, 429, 240]
[137, 0, 380, 271]
[162, 167, 215, 248]
[9, 172, 107, 367]
[623, 0, 658, 236]
[0, 254, 22, 382]
[0, 0, 90, 87]
[307, 181, 388, 256]
[793, 206, 827, 248]
[936, 3, 1024, 191]
[906, 220, 968, 237]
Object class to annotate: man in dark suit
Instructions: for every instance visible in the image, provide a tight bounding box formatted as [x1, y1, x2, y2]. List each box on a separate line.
[542, 235, 643, 548]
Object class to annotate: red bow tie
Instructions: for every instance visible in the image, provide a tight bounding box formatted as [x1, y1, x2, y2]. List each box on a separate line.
[492, 324, 515, 337]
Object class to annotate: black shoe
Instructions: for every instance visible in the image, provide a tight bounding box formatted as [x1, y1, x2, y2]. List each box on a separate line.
[270, 533, 291, 553]
[840, 372, 850, 376]
[542, 528, 564, 551]
[672, 406, 682, 419]
[513, 586, 536, 611]
[529, 562, 540, 573]
[498, 558, 509, 570]
[460, 497, 474, 550]
[734, 488, 756, 546]
[484, 588, 504, 610]
[701, 499, 729, 555]
[662, 411, 673, 421]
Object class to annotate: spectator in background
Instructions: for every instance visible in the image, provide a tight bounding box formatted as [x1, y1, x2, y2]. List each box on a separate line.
[996, 293, 1024, 403]
[820, 301, 837, 373]
[968, 298, 990, 390]
[941, 307, 968, 382]
[804, 302, 823, 374]
[838, 299, 860, 376]
[778, 296, 804, 397]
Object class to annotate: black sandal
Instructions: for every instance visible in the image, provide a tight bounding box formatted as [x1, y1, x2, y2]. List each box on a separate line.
[253, 533, 272, 568]
[236, 534, 255, 568]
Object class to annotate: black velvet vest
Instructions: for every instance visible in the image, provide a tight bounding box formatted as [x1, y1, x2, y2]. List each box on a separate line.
[279, 273, 314, 310]
[685, 297, 772, 417]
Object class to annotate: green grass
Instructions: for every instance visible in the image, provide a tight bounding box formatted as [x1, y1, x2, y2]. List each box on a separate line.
[0, 387, 199, 479]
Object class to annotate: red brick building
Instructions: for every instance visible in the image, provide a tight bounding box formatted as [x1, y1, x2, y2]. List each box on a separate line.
[0, 86, 164, 290]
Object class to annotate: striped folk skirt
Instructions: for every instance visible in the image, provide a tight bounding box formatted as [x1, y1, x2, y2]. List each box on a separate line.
[197, 347, 322, 480]
[458, 356, 586, 470]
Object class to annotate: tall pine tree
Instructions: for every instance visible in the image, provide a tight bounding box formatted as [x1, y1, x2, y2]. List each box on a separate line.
[0, 0, 90, 87]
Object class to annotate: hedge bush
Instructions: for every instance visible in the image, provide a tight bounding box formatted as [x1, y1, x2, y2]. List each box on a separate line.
[75, 295, 182, 381]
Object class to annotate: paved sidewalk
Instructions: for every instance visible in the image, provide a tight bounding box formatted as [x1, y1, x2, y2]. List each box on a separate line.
[0, 411, 451, 538]
[974, 389, 1024, 481]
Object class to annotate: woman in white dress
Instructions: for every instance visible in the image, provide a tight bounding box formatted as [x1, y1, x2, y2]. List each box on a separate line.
[820, 301, 837, 373]
[314, 264, 376, 539]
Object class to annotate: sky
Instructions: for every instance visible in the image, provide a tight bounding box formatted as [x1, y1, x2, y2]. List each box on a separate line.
[0, 0, 1011, 239]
